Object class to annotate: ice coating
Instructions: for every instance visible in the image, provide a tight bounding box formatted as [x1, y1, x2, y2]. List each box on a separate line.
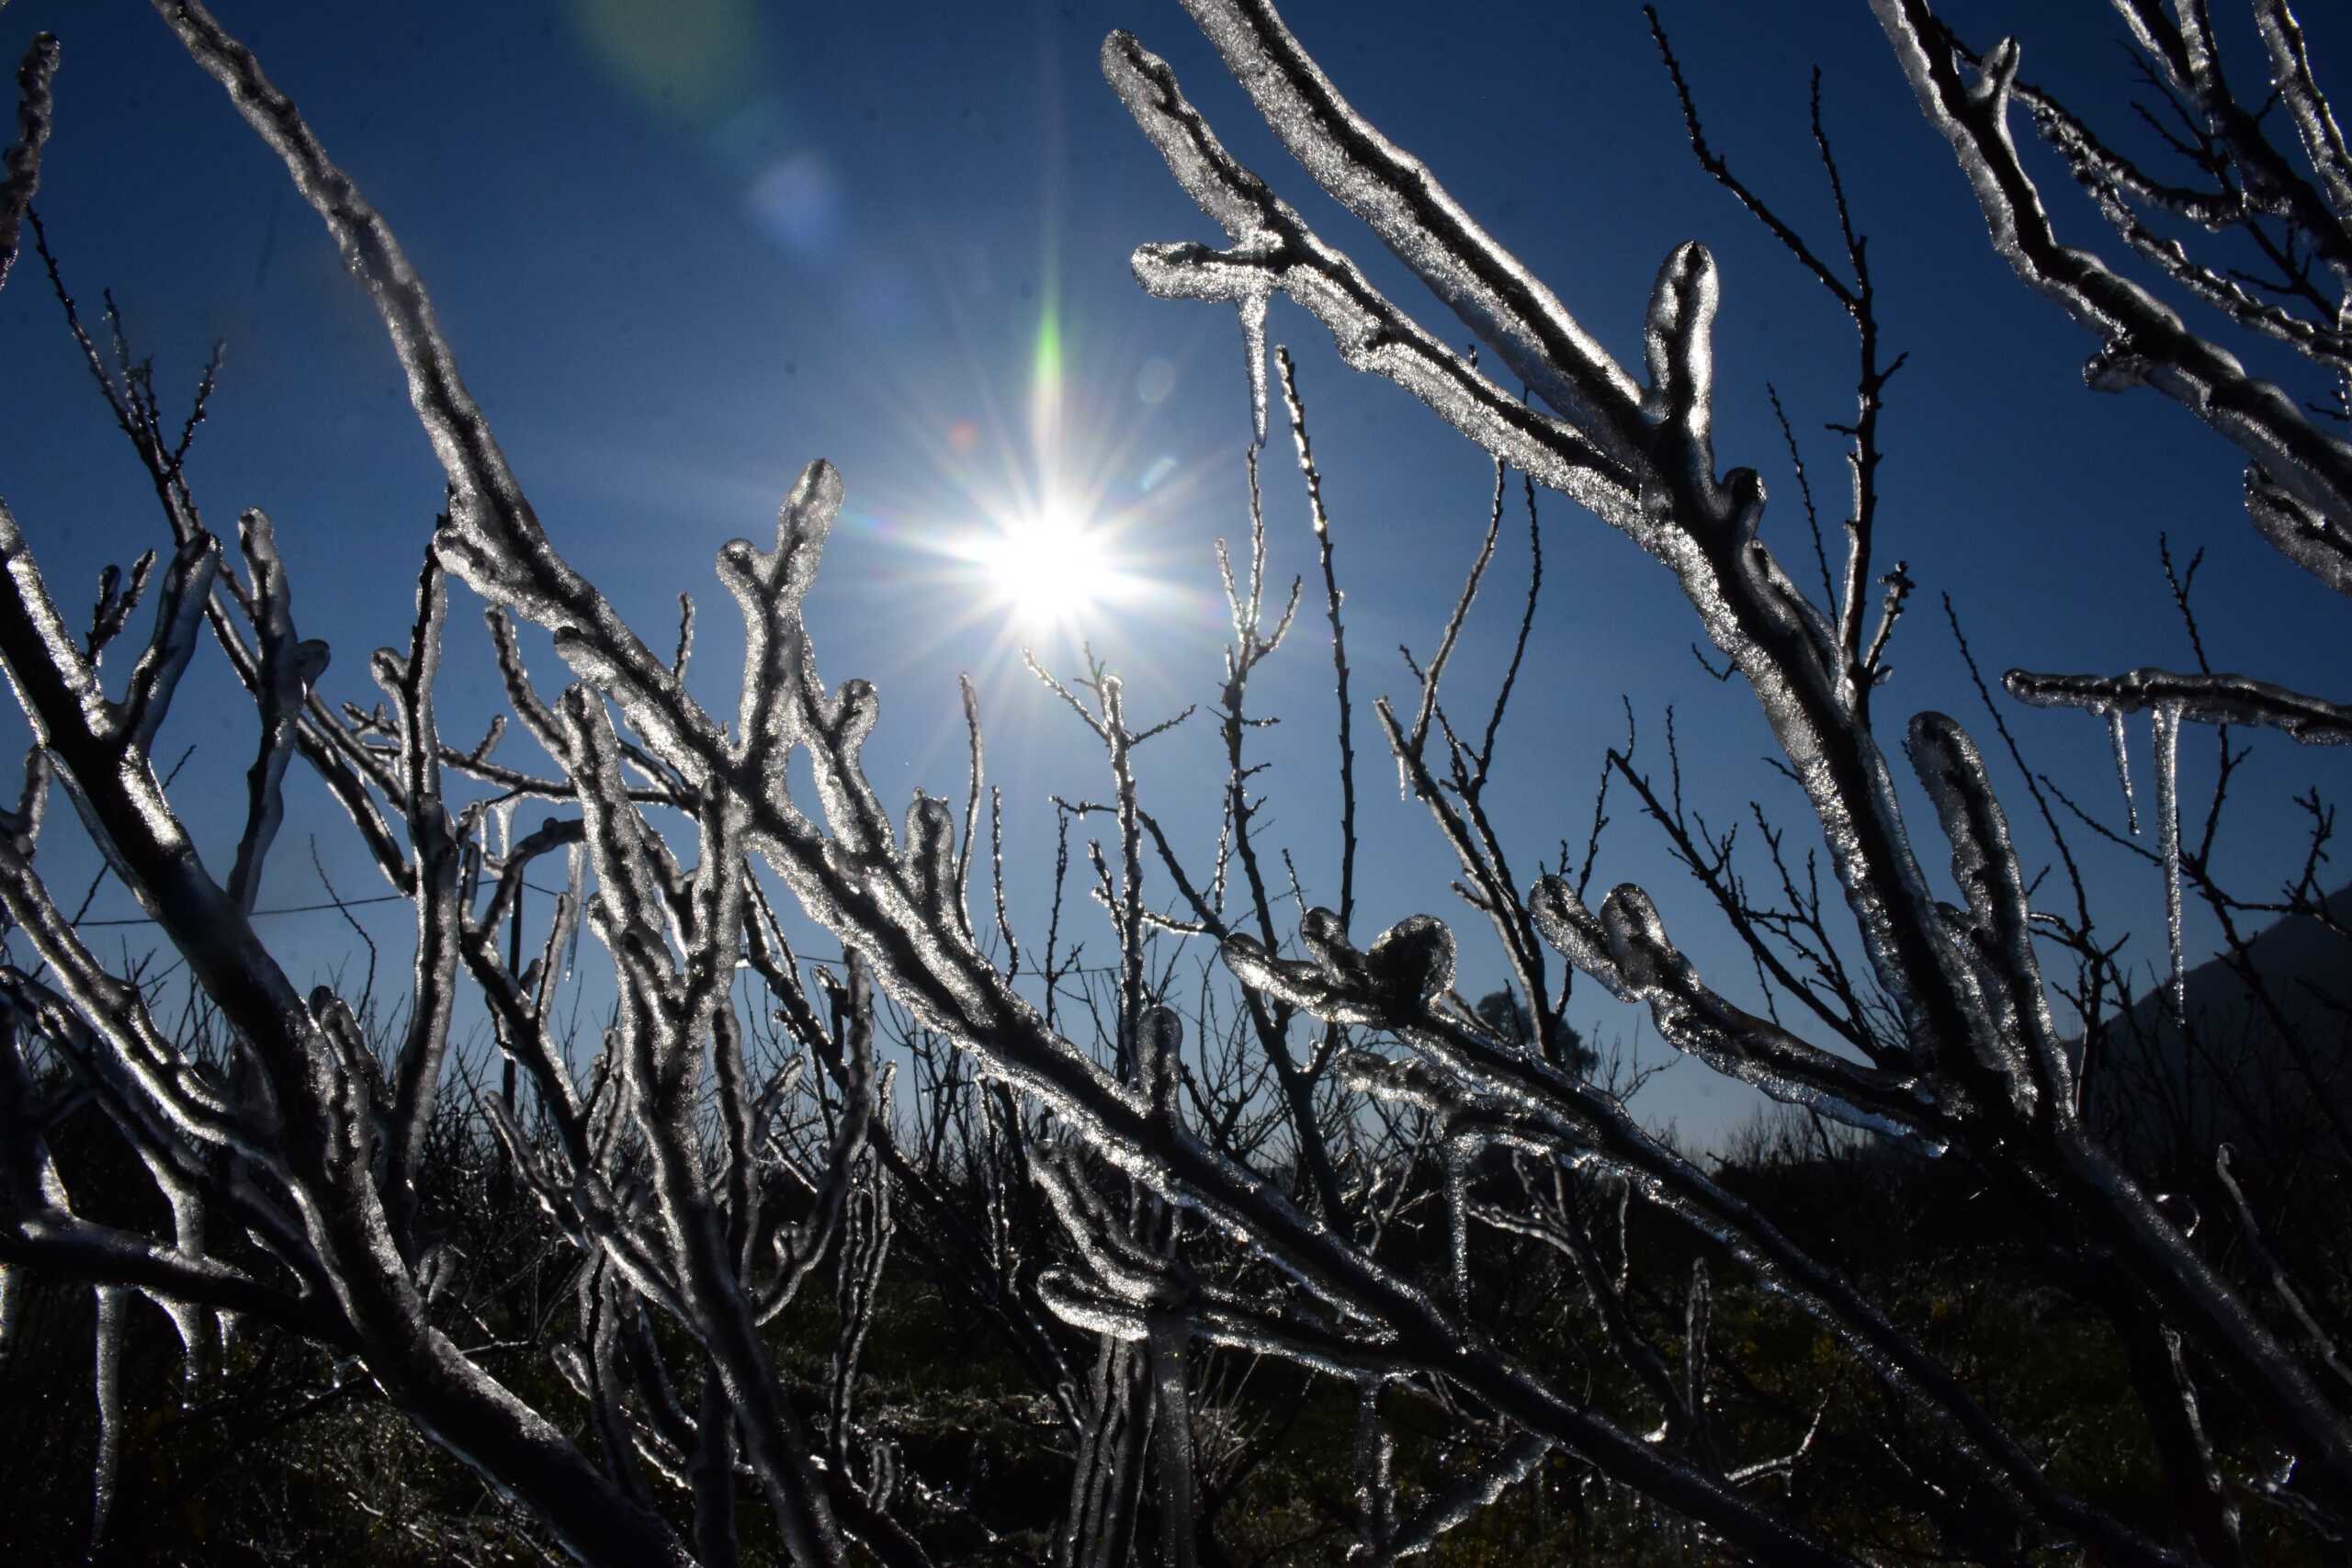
[119, 532, 222, 756]
[1528, 874, 1935, 1142]
[1905, 710, 2075, 1122]
[1363, 912, 1454, 1013]
[0, 34, 61, 299]
[1379, 1432, 1551, 1561]
[1641, 243, 1724, 511]
[902, 793, 961, 933]
[2245, 465, 2352, 600]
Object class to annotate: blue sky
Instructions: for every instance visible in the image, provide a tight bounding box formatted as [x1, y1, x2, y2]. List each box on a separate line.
[2, 0, 2345, 1148]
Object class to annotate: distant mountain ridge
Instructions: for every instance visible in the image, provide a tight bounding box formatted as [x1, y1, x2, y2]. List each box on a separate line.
[2077, 883, 2352, 1173]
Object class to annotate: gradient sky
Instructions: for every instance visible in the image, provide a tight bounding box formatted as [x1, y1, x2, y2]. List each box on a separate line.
[2, 0, 2345, 1149]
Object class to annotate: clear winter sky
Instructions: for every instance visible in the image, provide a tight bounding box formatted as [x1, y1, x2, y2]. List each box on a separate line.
[1, 0, 2345, 1149]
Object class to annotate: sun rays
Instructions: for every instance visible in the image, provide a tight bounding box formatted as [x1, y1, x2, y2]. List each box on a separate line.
[832, 272, 1231, 697]
[978, 503, 1119, 629]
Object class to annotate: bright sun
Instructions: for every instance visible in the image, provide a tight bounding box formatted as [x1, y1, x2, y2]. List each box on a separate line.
[985, 508, 1114, 627]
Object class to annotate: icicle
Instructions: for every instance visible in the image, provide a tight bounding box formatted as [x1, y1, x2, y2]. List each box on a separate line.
[492, 795, 517, 862]
[562, 840, 586, 983]
[1683, 1258, 1712, 1455]
[0, 1264, 21, 1357]
[1147, 1314, 1201, 1568]
[1611, 1177, 1632, 1294]
[2151, 699, 2186, 1021]
[458, 833, 482, 917]
[91, 1285, 125, 1556]
[552, 1343, 592, 1398]
[1239, 286, 1272, 446]
[2107, 707, 2140, 835]
[1444, 1139, 1475, 1311]
[1352, 1377, 1396, 1554]
[155, 1170, 212, 1389]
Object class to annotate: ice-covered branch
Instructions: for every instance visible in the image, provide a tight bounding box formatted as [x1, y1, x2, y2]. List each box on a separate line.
[62, 0, 2335, 1557]
[1124, 0, 2004, 1088]
[1527, 879, 1933, 1132]
[115, 530, 220, 754]
[1226, 910, 2188, 1561]
[378, 550, 467, 1258]
[225, 509, 332, 914]
[0, 32, 59, 296]
[2006, 665, 2352, 746]
[2253, 0, 2352, 231]
[1871, 0, 2352, 581]
[1374, 1431, 1551, 1563]
[1101, 29, 1634, 507]
[1163, 0, 1645, 447]
[1904, 712, 2075, 1119]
